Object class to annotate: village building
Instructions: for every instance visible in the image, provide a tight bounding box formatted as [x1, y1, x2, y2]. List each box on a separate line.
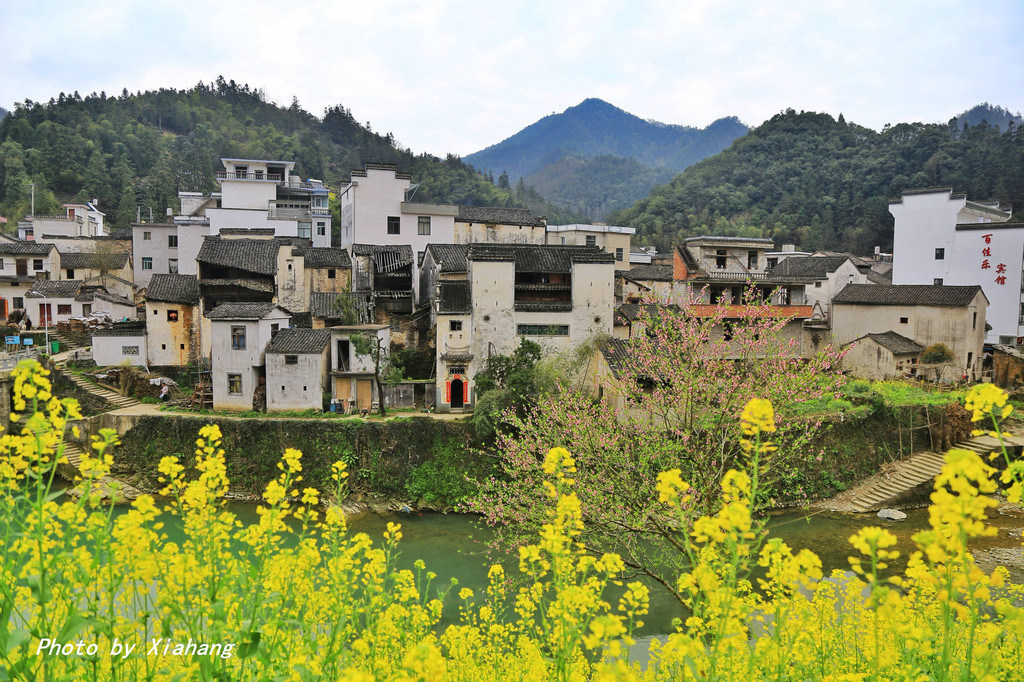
[26, 280, 136, 326]
[612, 303, 680, 340]
[338, 163, 459, 256]
[619, 265, 674, 303]
[18, 202, 105, 240]
[59, 251, 133, 285]
[0, 242, 59, 318]
[890, 187, 1016, 344]
[207, 302, 291, 411]
[350, 243, 415, 319]
[990, 344, 1024, 389]
[91, 322, 148, 368]
[419, 243, 469, 307]
[132, 222, 181, 288]
[766, 255, 871, 319]
[329, 324, 390, 414]
[831, 284, 988, 381]
[265, 328, 332, 413]
[546, 223, 633, 267]
[144, 274, 201, 367]
[206, 158, 331, 247]
[432, 244, 615, 413]
[840, 331, 923, 380]
[301, 247, 352, 295]
[454, 206, 546, 245]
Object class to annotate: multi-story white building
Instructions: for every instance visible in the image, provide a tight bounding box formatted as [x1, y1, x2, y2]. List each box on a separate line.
[207, 302, 291, 411]
[546, 223, 634, 268]
[18, 202, 106, 240]
[205, 158, 331, 247]
[891, 187, 1017, 343]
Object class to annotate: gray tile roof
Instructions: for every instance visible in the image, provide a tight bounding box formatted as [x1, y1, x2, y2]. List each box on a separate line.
[351, 244, 414, 273]
[76, 289, 135, 307]
[685, 236, 775, 246]
[197, 237, 281, 275]
[832, 284, 985, 307]
[60, 252, 130, 270]
[615, 303, 681, 323]
[858, 331, 924, 355]
[623, 264, 674, 282]
[146, 274, 200, 304]
[468, 244, 613, 272]
[456, 205, 544, 227]
[0, 242, 54, 255]
[200, 278, 275, 293]
[205, 302, 286, 320]
[601, 338, 635, 378]
[310, 291, 345, 319]
[437, 281, 471, 314]
[300, 247, 351, 269]
[424, 244, 469, 273]
[768, 256, 851, 279]
[27, 279, 82, 298]
[266, 328, 332, 354]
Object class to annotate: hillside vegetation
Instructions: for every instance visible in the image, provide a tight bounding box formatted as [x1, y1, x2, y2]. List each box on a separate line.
[465, 98, 747, 220]
[0, 78, 576, 230]
[611, 108, 1024, 253]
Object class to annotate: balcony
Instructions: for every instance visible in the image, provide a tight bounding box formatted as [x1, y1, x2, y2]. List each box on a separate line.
[698, 270, 770, 281]
[217, 171, 284, 182]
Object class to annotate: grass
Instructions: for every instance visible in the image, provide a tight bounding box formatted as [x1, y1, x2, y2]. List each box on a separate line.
[157, 404, 423, 421]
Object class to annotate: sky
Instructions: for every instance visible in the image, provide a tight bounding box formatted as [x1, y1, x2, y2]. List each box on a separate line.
[2, 0, 1023, 158]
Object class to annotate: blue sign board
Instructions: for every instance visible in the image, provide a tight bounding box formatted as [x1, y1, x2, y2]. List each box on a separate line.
[4, 336, 19, 345]
[22, 338, 34, 346]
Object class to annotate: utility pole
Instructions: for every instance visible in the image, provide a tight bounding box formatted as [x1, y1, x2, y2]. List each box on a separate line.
[29, 182, 35, 216]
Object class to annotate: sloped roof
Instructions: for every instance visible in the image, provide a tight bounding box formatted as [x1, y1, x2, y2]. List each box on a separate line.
[601, 338, 636, 378]
[197, 237, 281, 275]
[60, 251, 130, 270]
[615, 303, 681, 323]
[299, 247, 351, 269]
[623, 264, 673, 282]
[205, 302, 287, 320]
[350, 244, 414, 272]
[438, 281, 471, 314]
[76, 289, 135, 307]
[832, 284, 986, 307]
[854, 331, 924, 355]
[0, 242, 54, 255]
[146, 274, 200, 304]
[456, 205, 544, 227]
[467, 244, 613, 272]
[768, 256, 850, 279]
[27, 279, 82, 298]
[424, 243, 469, 273]
[266, 328, 332, 354]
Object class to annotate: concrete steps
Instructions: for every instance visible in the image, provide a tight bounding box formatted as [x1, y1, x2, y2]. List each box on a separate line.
[63, 372, 141, 409]
[843, 434, 1024, 513]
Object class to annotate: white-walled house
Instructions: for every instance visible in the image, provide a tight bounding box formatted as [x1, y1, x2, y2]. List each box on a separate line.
[767, 255, 871, 319]
[329, 324, 390, 414]
[207, 302, 291, 411]
[26, 281, 137, 326]
[891, 187, 1017, 343]
[546, 224, 633, 267]
[91, 325, 148, 368]
[265, 328, 332, 412]
[144, 274, 201, 367]
[19, 202, 105, 240]
[338, 163, 459, 256]
[0, 242, 59, 318]
[204, 159, 331, 247]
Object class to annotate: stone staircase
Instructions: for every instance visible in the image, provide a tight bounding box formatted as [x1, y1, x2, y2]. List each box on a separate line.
[841, 434, 1024, 513]
[62, 372, 142, 410]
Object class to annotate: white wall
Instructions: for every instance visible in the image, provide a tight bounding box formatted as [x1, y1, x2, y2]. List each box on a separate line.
[93, 334, 148, 367]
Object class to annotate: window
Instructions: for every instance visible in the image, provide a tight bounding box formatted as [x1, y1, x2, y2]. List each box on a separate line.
[168, 259, 178, 274]
[57, 304, 72, 315]
[227, 374, 242, 395]
[615, 247, 623, 262]
[142, 257, 153, 270]
[327, 269, 336, 279]
[298, 224, 312, 239]
[973, 312, 977, 330]
[254, 169, 264, 180]
[517, 324, 569, 336]
[270, 323, 280, 338]
[814, 281, 822, 288]
[748, 251, 758, 269]
[317, 221, 326, 236]
[418, 216, 431, 235]
[0, 258, 4, 270]
[935, 248, 944, 260]
[143, 231, 151, 240]
[13, 297, 23, 310]
[387, 216, 400, 235]
[81, 304, 90, 316]
[121, 346, 140, 356]
[449, 320, 463, 332]
[933, 278, 943, 285]
[168, 234, 178, 248]
[899, 317, 909, 324]
[285, 355, 298, 365]
[448, 365, 466, 376]
[231, 326, 246, 350]
[33, 259, 43, 271]
[66, 269, 75, 279]
[167, 310, 179, 322]
[716, 250, 727, 269]
[586, 235, 597, 247]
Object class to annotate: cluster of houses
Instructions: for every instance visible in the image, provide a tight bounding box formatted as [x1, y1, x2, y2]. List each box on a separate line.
[5, 159, 1018, 414]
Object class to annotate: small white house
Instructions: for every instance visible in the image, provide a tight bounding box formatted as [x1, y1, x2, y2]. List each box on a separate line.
[207, 302, 291, 411]
[91, 326, 148, 368]
[329, 324, 390, 414]
[265, 328, 331, 412]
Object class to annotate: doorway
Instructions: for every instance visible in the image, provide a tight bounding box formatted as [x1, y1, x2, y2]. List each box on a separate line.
[450, 379, 464, 409]
[38, 303, 52, 327]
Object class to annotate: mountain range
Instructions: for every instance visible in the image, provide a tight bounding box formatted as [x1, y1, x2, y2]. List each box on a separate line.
[464, 98, 748, 220]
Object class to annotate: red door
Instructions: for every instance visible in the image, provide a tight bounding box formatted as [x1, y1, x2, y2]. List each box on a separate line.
[39, 303, 51, 327]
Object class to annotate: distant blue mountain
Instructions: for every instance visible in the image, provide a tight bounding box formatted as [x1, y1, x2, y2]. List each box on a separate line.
[953, 103, 1022, 131]
[465, 98, 747, 220]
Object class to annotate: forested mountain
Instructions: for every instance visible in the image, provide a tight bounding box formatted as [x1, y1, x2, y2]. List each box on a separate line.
[464, 98, 747, 220]
[610, 109, 1024, 254]
[0, 78, 576, 230]
[954, 103, 1022, 132]
[0, 108, 8, 121]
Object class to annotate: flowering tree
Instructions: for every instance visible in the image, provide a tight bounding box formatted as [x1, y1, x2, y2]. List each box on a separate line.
[470, 290, 847, 601]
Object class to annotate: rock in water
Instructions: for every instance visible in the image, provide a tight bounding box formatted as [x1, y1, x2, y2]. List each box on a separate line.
[877, 508, 907, 521]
